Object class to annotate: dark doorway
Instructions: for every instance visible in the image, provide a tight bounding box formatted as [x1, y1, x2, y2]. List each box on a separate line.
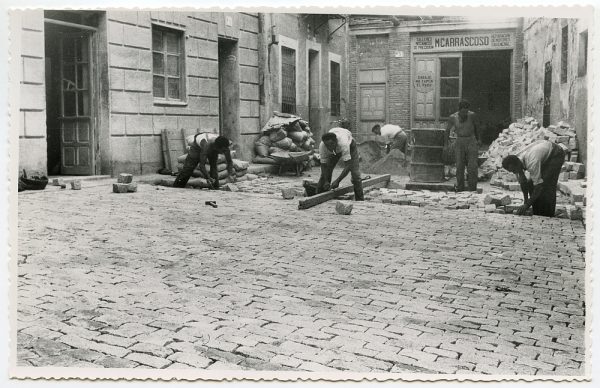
[44, 11, 100, 175]
[543, 61, 552, 128]
[308, 49, 321, 140]
[462, 50, 512, 145]
[218, 38, 240, 151]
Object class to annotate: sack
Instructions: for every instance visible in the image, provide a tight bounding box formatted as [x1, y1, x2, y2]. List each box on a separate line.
[255, 143, 270, 157]
[286, 121, 303, 133]
[288, 131, 308, 143]
[301, 138, 316, 151]
[256, 135, 272, 146]
[273, 137, 294, 150]
[269, 128, 287, 142]
[233, 159, 250, 171]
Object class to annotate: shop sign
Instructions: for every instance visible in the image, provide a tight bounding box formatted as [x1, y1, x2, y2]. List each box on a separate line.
[414, 71, 434, 92]
[412, 31, 514, 52]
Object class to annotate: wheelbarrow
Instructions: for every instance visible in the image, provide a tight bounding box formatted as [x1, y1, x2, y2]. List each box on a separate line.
[270, 151, 312, 176]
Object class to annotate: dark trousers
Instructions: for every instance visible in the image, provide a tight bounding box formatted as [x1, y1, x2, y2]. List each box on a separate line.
[455, 136, 478, 191]
[317, 140, 364, 201]
[528, 144, 565, 217]
[173, 143, 219, 188]
[389, 132, 408, 155]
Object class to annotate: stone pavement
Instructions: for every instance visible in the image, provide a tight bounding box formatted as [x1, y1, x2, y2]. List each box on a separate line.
[16, 178, 586, 375]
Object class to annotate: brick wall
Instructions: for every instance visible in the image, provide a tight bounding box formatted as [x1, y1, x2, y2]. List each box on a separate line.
[15, 10, 47, 176]
[387, 30, 411, 131]
[107, 11, 261, 174]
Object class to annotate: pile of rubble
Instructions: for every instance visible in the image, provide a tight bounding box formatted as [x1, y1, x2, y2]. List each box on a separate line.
[479, 117, 580, 182]
[252, 112, 316, 165]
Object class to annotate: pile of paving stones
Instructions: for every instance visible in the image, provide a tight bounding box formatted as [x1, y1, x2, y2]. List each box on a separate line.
[479, 118, 580, 182]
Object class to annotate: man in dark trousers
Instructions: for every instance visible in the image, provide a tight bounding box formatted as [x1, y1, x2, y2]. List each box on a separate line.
[173, 133, 235, 189]
[445, 100, 480, 192]
[317, 127, 364, 201]
[502, 140, 566, 217]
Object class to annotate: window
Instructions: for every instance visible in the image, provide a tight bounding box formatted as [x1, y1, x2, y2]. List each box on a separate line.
[281, 46, 296, 114]
[152, 25, 185, 101]
[439, 57, 460, 119]
[561, 25, 568, 83]
[523, 61, 528, 102]
[578, 30, 588, 77]
[330, 61, 341, 116]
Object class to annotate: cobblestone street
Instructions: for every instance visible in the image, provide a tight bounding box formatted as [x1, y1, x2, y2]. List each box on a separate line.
[15, 178, 586, 376]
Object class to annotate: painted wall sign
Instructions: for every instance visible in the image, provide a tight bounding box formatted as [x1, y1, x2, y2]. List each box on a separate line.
[414, 71, 434, 92]
[412, 31, 514, 52]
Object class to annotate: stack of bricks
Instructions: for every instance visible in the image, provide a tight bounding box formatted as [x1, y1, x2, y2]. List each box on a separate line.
[559, 162, 586, 182]
[113, 173, 138, 193]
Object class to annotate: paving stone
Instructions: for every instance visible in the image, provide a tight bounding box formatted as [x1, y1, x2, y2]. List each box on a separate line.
[125, 352, 172, 369]
[168, 351, 211, 368]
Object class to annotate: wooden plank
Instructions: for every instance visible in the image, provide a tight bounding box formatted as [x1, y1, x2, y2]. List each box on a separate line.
[298, 174, 391, 210]
[160, 129, 171, 171]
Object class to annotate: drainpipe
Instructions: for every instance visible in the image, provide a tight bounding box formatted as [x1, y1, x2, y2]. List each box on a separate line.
[258, 13, 274, 127]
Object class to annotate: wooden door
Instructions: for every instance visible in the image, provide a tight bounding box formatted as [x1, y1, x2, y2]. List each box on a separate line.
[59, 32, 94, 175]
[358, 84, 385, 140]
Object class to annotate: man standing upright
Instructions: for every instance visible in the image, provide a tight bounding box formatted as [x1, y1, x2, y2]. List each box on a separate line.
[371, 123, 408, 155]
[502, 140, 566, 217]
[445, 100, 480, 192]
[173, 132, 235, 189]
[317, 127, 364, 201]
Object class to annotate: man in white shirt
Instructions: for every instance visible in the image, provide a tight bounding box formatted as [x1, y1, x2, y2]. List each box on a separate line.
[371, 124, 408, 155]
[173, 133, 235, 189]
[317, 127, 364, 201]
[502, 140, 566, 217]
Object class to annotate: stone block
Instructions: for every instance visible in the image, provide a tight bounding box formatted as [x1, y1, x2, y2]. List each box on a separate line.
[20, 83, 45, 111]
[508, 183, 521, 191]
[484, 204, 497, 213]
[495, 209, 506, 214]
[570, 153, 579, 163]
[246, 174, 258, 181]
[569, 171, 582, 180]
[568, 138, 578, 150]
[281, 187, 296, 199]
[22, 56, 44, 84]
[124, 69, 152, 92]
[126, 114, 153, 135]
[70, 180, 82, 190]
[113, 183, 129, 193]
[109, 45, 139, 69]
[572, 163, 585, 174]
[223, 183, 239, 192]
[498, 195, 512, 206]
[556, 136, 570, 145]
[118, 173, 133, 183]
[571, 193, 584, 204]
[566, 206, 583, 221]
[559, 172, 570, 182]
[564, 162, 574, 171]
[123, 24, 151, 49]
[24, 110, 46, 137]
[52, 178, 64, 186]
[110, 91, 139, 114]
[20, 29, 44, 57]
[335, 201, 353, 215]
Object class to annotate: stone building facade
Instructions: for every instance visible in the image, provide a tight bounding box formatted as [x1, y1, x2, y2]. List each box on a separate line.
[522, 18, 590, 165]
[347, 16, 524, 145]
[12, 10, 348, 177]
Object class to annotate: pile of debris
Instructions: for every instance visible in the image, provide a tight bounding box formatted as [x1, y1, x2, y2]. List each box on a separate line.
[479, 118, 581, 183]
[252, 112, 316, 165]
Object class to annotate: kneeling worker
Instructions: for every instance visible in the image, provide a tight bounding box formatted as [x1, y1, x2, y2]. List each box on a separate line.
[502, 140, 566, 217]
[173, 133, 235, 189]
[317, 127, 364, 201]
[371, 123, 408, 155]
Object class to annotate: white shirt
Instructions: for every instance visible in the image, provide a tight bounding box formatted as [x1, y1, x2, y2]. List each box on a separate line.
[319, 127, 353, 164]
[516, 140, 554, 186]
[379, 124, 404, 143]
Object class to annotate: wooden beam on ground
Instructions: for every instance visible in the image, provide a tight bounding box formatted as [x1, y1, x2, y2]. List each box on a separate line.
[298, 174, 391, 210]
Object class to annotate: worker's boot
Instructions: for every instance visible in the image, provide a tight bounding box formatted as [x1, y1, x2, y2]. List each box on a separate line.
[352, 179, 365, 201]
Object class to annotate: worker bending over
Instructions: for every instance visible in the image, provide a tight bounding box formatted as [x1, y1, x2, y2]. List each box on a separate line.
[371, 123, 408, 155]
[173, 133, 235, 189]
[502, 139, 566, 217]
[317, 127, 364, 201]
